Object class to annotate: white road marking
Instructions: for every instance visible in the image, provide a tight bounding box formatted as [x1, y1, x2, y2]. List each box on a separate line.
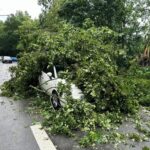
[30, 124, 57, 150]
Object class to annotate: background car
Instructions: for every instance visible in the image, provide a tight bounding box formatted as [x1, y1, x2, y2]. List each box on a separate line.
[2, 56, 12, 63]
[11, 57, 17, 62]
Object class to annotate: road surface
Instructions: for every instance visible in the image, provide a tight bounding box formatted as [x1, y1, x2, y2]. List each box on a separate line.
[0, 62, 40, 150]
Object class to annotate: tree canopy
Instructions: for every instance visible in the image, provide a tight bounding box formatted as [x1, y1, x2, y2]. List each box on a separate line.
[0, 11, 31, 56]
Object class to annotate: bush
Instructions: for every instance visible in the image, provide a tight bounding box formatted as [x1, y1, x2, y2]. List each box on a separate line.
[2, 51, 50, 97]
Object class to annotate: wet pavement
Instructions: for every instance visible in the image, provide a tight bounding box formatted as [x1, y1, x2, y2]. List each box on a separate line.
[117, 109, 150, 150]
[0, 62, 40, 150]
[50, 110, 150, 150]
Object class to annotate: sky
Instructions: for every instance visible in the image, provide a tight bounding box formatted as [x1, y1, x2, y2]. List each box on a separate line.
[0, 0, 42, 21]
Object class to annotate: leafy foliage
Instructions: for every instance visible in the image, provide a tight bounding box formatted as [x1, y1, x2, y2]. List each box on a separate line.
[2, 24, 140, 113]
[1, 0, 150, 147]
[1, 51, 50, 97]
[0, 11, 31, 56]
[58, 0, 126, 30]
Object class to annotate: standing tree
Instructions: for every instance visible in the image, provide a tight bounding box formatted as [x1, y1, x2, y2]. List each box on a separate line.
[0, 11, 31, 56]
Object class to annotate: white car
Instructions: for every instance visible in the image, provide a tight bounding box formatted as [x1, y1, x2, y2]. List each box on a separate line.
[2, 56, 12, 63]
[39, 66, 83, 109]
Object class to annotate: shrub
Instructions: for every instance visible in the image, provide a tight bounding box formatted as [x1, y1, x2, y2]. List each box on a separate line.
[2, 51, 50, 97]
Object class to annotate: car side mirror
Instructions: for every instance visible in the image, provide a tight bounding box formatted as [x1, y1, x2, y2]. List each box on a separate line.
[47, 72, 52, 77]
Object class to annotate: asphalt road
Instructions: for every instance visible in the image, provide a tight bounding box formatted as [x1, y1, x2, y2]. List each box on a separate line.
[0, 62, 40, 150]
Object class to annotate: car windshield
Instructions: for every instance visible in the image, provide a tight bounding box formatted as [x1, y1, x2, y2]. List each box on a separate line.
[47, 67, 55, 78]
[46, 65, 65, 79]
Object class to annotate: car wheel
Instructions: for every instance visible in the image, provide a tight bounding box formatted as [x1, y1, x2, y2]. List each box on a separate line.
[51, 93, 61, 110]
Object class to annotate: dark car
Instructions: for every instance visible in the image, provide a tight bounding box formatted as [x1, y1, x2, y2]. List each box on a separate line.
[11, 57, 17, 62]
[2, 56, 12, 63]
